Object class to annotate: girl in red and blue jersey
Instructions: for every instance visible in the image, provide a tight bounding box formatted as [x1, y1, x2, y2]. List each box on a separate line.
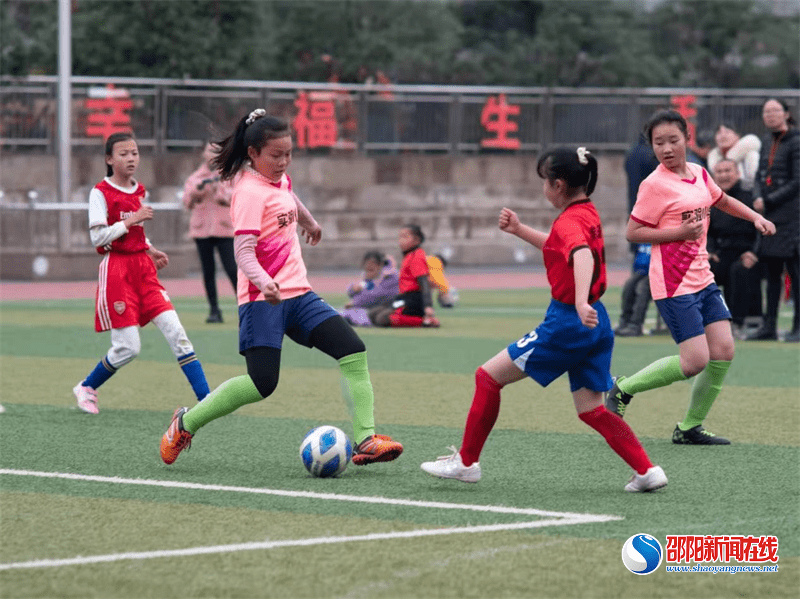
[160, 110, 402, 467]
[422, 147, 666, 492]
[73, 132, 210, 414]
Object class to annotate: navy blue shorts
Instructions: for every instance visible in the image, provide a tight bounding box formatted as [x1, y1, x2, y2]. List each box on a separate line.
[506, 299, 615, 393]
[655, 283, 731, 344]
[238, 291, 340, 354]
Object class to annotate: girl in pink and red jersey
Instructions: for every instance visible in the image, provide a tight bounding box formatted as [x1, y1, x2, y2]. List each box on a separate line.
[159, 110, 403, 467]
[605, 110, 775, 445]
[422, 147, 667, 492]
[73, 132, 210, 414]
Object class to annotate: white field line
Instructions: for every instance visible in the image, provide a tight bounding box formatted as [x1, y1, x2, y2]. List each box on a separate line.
[0, 469, 622, 571]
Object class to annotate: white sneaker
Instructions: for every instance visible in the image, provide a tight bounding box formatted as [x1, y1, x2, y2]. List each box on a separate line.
[421, 446, 481, 483]
[73, 383, 99, 414]
[0, 403, 5, 414]
[625, 465, 667, 492]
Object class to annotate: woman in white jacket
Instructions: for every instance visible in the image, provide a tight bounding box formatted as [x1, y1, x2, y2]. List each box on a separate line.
[707, 123, 761, 189]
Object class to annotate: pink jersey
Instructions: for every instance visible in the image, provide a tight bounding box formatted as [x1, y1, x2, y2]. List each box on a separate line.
[631, 163, 724, 299]
[231, 168, 311, 305]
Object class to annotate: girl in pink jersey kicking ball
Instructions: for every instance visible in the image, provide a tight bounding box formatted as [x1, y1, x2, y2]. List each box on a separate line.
[422, 147, 667, 492]
[73, 132, 211, 414]
[160, 110, 403, 467]
[605, 110, 775, 445]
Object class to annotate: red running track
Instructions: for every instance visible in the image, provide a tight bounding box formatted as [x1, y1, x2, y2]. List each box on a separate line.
[0, 268, 630, 301]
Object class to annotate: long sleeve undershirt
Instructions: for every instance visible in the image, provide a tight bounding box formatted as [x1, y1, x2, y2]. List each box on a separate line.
[87, 184, 152, 249]
[234, 234, 273, 292]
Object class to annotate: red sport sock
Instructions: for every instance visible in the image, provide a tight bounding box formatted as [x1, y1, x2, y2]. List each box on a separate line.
[389, 309, 425, 327]
[459, 367, 503, 466]
[578, 405, 653, 475]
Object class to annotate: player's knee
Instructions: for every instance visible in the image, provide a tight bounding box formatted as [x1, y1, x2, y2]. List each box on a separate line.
[108, 327, 140, 367]
[248, 369, 279, 398]
[681, 355, 708, 378]
[340, 335, 366, 356]
[713, 339, 735, 362]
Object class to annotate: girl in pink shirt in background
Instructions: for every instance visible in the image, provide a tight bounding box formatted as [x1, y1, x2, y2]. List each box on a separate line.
[605, 110, 775, 445]
[183, 141, 238, 323]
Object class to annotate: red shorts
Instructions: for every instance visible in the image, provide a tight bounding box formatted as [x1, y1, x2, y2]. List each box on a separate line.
[95, 252, 174, 332]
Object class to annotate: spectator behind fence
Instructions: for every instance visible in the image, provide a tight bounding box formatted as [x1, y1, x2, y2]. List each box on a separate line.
[369, 224, 440, 328]
[183, 141, 238, 324]
[615, 244, 652, 337]
[708, 159, 764, 339]
[688, 129, 715, 169]
[707, 123, 761, 190]
[747, 98, 800, 342]
[341, 251, 399, 327]
[616, 132, 660, 336]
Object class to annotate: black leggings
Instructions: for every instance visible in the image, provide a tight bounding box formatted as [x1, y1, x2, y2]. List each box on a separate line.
[195, 237, 237, 311]
[762, 253, 800, 331]
[243, 315, 366, 398]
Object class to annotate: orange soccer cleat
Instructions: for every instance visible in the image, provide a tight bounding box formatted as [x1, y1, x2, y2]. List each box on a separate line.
[352, 434, 403, 465]
[160, 407, 193, 465]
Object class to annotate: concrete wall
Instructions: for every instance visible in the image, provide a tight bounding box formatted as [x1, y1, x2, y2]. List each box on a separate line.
[0, 150, 631, 280]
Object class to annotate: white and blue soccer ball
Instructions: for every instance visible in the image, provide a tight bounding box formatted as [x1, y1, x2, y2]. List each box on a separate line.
[299, 425, 353, 478]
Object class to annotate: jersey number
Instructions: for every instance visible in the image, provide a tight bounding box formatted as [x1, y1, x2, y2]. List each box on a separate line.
[516, 330, 539, 348]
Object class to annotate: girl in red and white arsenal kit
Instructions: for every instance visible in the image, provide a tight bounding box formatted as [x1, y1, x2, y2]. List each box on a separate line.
[73, 133, 210, 414]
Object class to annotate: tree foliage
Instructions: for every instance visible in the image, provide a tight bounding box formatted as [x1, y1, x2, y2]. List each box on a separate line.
[1, 0, 797, 88]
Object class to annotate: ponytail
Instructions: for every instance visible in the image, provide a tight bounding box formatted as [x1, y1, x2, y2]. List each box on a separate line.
[536, 146, 598, 196]
[211, 110, 291, 181]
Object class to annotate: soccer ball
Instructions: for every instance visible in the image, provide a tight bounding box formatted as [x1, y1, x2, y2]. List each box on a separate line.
[299, 425, 353, 478]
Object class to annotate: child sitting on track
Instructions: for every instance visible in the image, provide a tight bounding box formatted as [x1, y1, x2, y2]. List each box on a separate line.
[368, 224, 440, 328]
[341, 250, 399, 327]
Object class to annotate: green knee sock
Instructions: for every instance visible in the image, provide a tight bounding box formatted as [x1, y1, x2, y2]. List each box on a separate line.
[680, 360, 731, 431]
[182, 375, 263, 434]
[339, 351, 375, 445]
[618, 355, 688, 396]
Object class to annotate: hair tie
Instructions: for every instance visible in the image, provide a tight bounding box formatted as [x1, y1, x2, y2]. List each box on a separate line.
[246, 108, 266, 125]
[577, 147, 590, 165]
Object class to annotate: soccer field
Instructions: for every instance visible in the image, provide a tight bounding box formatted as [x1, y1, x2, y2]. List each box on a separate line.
[0, 288, 798, 599]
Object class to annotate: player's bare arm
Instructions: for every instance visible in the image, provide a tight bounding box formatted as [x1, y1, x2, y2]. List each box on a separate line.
[716, 193, 776, 236]
[572, 247, 598, 329]
[626, 217, 703, 244]
[293, 194, 322, 245]
[123, 205, 153, 228]
[499, 207, 547, 249]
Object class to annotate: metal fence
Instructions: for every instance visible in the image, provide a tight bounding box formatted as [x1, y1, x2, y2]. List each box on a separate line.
[2, 75, 798, 154]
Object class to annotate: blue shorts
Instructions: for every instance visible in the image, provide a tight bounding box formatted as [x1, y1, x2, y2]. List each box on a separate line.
[506, 299, 615, 393]
[238, 291, 340, 354]
[655, 283, 731, 344]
